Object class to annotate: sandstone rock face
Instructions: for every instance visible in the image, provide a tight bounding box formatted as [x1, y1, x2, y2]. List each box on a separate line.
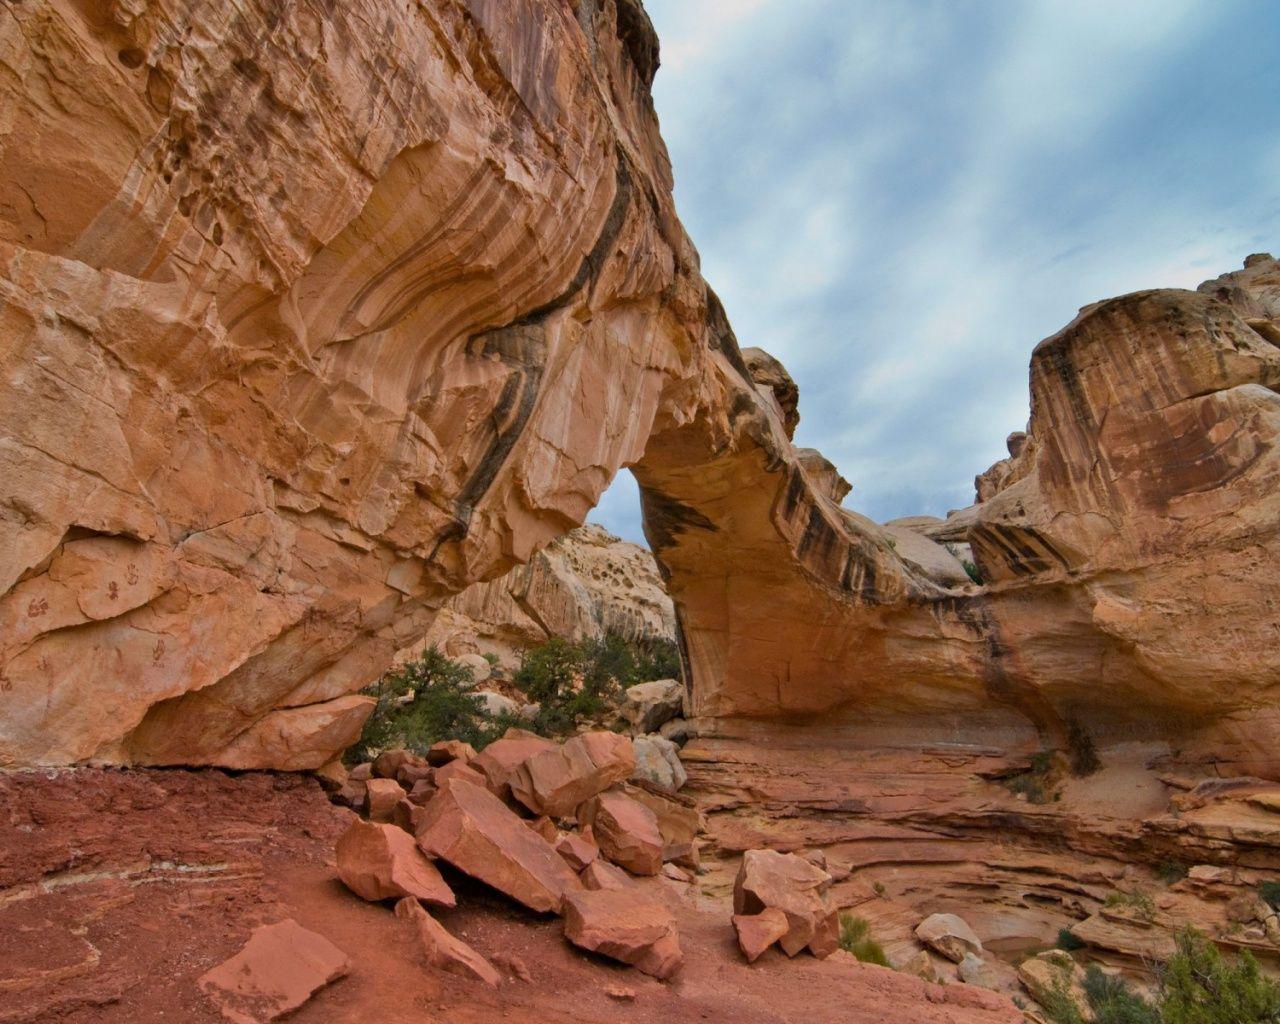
[414, 778, 581, 913]
[197, 919, 349, 1024]
[562, 888, 682, 979]
[424, 524, 677, 668]
[335, 819, 455, 906]
[0, 0, 696, 770]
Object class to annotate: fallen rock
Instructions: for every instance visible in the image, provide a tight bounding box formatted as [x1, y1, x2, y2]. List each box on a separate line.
[433, 759, 487, 789]
[632, 734, 687, 792]
[555, 829, 599, 871]
[197, 919, 349, 1024]
[658, 718, 690, 745]
[660, 862, 693, 884]
[1017, 950, 1088, 1016]
[493, 952, 533, 983]
[580, 790, 664, 876]
[900, 949, 946, 983]
[455, 652, 492, 686]
[313, 761, 348, 792]
[365, 778, 405, 823]
[733, 849, 838, 957]
[373, 749, 427, 781]
[581, 859, 632, 891]
[509, 731, 635, 817]
[475, 690, 520, 718]
[407, 778, 437, 805]
[415, 777, 581, 913]
[470, 729, 559, 800]
[606, 984, 637, 1001]
[915, 913, 984, 964]
[621, 680, 684, 734]
[394, 897, 499, 987]
[957, 952, 999, 989]
[733, 907, 790, 963]
[427, 739, 477, 766]
[562, 888, 682, 979]
[335, 820, 455, 906]
[349, 763, 374, 782]
[618, 781, 701, 868]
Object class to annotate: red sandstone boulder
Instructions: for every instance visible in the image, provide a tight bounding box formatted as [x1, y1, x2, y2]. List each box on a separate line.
[562, 888, 682, 979]
[407, 777, 437, 805]
[197, 919, 348, 1024]
[394, 898, 499, 987]
[509, 731, 635, 818]
[427, 739, 477, 766]
[733, 849, 838, 957]
[618, 780, 702, 868]
[555, 829, 599, 871]
[470, 728, 558, 800]
[414, 777, 581, 913]
[580, 789, 663, 876]
[733, 907, 790, 963]
[434, 759, 486, 789]
[365, 778, 404, 823]
[373, 749, 425, 780]
[581, 858, 632, 891]
[349, 763, 373, 781]
[336, 820, 455, 906]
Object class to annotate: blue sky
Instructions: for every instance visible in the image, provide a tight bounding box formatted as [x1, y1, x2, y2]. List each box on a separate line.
[589, 0, 1280, 546]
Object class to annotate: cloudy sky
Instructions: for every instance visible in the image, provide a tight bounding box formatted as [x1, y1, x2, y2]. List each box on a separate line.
[589, 0, 1280, 546]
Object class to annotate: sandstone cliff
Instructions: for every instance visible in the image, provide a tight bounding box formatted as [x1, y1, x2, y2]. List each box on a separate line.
[422, 523, 676, 668]
[2, 0, 1279, 805]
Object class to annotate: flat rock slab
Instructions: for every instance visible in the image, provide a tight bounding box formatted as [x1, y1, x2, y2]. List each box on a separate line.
[197, 919, 349, 1024]
[394, 898, 500, 987]
[562, 888, 682, 979]
[415, 777, 581, 913]
[733, 908, 790, 963]
[335, 819, 455, 906]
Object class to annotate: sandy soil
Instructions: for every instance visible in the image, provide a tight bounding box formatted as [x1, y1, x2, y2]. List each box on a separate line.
[0, 768, 1020, 1024]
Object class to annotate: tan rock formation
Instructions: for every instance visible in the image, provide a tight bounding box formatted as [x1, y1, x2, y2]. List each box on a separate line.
[425, 523, 677, 668]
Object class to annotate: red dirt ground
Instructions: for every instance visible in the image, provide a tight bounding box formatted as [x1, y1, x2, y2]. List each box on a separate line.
[0, 768, 1021, 1024]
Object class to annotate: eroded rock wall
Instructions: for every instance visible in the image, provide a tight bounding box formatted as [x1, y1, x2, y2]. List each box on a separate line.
[0, 0, 706, 767]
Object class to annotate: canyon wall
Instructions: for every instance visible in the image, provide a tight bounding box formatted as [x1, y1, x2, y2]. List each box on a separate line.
[2, 0, 1278, 790]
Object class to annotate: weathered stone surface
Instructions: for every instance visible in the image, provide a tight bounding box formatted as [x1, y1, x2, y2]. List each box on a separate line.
[1017, 950, 1088, 1016]
[365, 778, 404, 824]
[426, 740, 476, 767]
[733, 908, 790, 963]
[581, 858, 633, 892]
[619, 780, 701, 868]
[509, 731, 635, 818]
[335, 820, 454, 906]
[733, 849, 838, 958]
[914, 914, 984, 964]
[394, 897, 499, 987]
[433, 760, 487, 790]
[415, 778, 580, 913]
[632, 734, 687, 792]
[425, 524, 677, 670]
[580, 790, 664, 876]
[197, 919, 348, 1024]
[470, 729, 559, 801]
[621, 680, 685, 735]
[555, 829, 600, 872]
[562, 888, 682, 979]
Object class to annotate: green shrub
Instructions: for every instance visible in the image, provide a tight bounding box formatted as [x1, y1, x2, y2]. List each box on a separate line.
[1104, 889, 1156, 922]
[348, 646, 517, 762]
[513, 632, 681, 737]
[1259, 881, 1280, 911]
[961, 558, 984, 585]
[1159, 927, 1280, 1024]
[1082, 966, 1159, 1024]
[1158, 861, 1190, 886]
[1056, 928, 1086, 951]
[838, 914, 890, 967]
